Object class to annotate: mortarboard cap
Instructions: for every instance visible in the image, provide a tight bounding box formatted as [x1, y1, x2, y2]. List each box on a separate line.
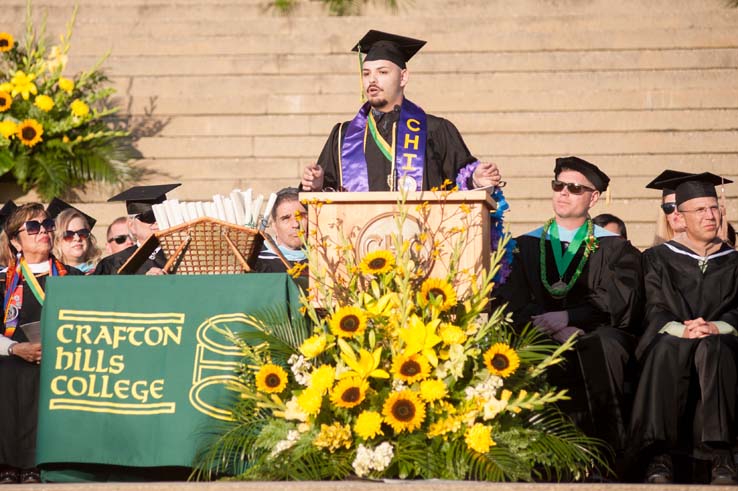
[352, 30, 426, 69]
[645, 170, 694, 197]
[46, 197, 97, 230]
[554, 156, 610, 192]
[0, 200, 17, 233]
[655, 172, 733, 206]
[108, 183, 181, 217]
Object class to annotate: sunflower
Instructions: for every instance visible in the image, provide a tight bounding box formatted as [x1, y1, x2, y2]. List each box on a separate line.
[70, 99, 89, 117]
[382, 390, 426, 433]
[359, 250, 395, 275]
[16, 119, 43, 147]
[0, 33, 13, 52]
[34, 94, 54, 112]
[354, 410, 384, 440]
[0, 120, 15, 139]
[329, 306, 367, 338]
[330, 377, 368, 409]
[465, 423, 496, 454]
[254, 363, 288, 394]
[391, 353, 431, 384]
[0, 91, 11, 112]
[419, 278, 457, 311]
[483, 343, 520, 378]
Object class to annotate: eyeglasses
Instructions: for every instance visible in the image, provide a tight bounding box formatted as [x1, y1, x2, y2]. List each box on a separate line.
[551, 180, 595, 195]
[62, 228, 91, 242]
[18, 218, 56, 236]
[134, 209, 156, 224]
[660, 202, 677, 215]
[678, 205, 721, 217]
[107, 234, 131, 245]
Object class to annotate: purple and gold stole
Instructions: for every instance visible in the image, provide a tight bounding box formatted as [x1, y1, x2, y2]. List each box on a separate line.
[339, 98, 427, 191]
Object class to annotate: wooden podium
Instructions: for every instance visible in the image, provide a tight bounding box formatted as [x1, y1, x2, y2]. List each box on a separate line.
[301, 190, 496, 296]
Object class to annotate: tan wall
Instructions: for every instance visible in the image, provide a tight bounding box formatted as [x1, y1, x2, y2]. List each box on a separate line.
[2, 0, 737, 249]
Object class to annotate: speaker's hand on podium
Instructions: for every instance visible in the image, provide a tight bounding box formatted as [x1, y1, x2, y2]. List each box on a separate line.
[301, 163, 324, 192]
[472, 161, 501, 188]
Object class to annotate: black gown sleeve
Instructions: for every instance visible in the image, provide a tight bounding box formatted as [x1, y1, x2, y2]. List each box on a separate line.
[425, 116, 477, 189]
[313, 122, 343, 192]
[495, 246, 545, 328]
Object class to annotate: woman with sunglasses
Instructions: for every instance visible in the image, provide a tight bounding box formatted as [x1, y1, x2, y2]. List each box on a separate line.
[0, 203, 82, 484]
[646, 170, 691, 246]
[52, 208, 102, 274]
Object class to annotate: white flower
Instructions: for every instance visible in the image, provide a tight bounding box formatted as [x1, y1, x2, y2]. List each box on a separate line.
[465, 375, 503, 401]
[391, 379, 407, 392]
[483, 396, 508, 420]
[445, 344, 467, 379]
[352, 442, 395, 477]
[270, 429, 300, 456]
[283, 396, 308, 422]
[288, 354, 312, 386]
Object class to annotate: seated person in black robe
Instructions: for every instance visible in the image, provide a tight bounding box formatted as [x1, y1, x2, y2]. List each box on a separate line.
[254, 187, 308, 289]
[300, 30, 501, 193]
[496, 157, 643, 476]
[630, 172, 738, 485]
[93, 184, 180, 275]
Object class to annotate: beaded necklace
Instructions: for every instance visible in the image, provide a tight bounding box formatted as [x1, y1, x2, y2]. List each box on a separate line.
[539, 218, 598, 299]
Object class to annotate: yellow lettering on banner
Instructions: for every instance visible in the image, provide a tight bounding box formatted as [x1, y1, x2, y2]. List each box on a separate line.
[76, 324, 92, 344]
[407, 118, 420, 132]
[402, 153, 418, 171]
[57, 324, 73, 343]
[93, 326, 112, 346]
[403, 133, 419, 151]
[128, 327, 144, 346]
[49, 375, 166, 404]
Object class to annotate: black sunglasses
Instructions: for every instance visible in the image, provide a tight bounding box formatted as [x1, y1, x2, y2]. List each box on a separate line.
[107, 234, 131, 245]
[62, 228, 91, 241]
[660, 202, 677, 215]
[134, 209, 156, 224]
[551, 180, 595, 195]
[19, 218, 56, 236]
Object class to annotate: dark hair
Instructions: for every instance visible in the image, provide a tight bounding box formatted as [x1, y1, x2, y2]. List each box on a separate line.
[592, 213, 628, 239]
[271, 187, 300, 221]
[2, 203, 49, 258]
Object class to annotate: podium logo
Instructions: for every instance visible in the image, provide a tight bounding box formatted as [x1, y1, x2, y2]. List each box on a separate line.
[190, 313, 249, 421]
[356, 212, 433, 264]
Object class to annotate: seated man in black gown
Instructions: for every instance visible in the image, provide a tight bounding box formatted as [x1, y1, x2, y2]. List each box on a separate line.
[93, 184, 180, 275]
[631, 172, 738, 485]
[496, 156, 643, 476]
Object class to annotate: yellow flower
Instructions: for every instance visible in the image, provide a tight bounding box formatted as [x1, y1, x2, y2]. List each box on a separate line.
[330, 377, 367, 409]
[359, 250, 395, 275]
[483, 389, 513, 420]
[382, 390, 426, 433]
[46, 46, 68, 72]
[0, 91, 11, 112]
[419, 379, 447, 402]
[428, 415, 462, 438]
[483, 343, 520, 378]
[339, 342, 390, 380]
[309, 364, 335, 394]
[70, 99, 90, 117]
[297, 388, 323, 415]
[254, 364, 288, 394]
[312, 422, 352, 453]
[58, 77, 74, 94]
[329, 306, 367, 338]
[354, 410, 384, 440]
[0, 33, 13, 52]
[62, 135, 70, 143]
[0, 83, 11, 93]
[34, 94, 54, 112]
[439, 323, 467, 346]
[392, 353, 431, 384]
[465, 423, 496, 454]
[10, 71, 37, 101]
[399, 315, 442, 366]
[419, 278, 457, 312]
[300, 334, 327, 359]
[363, 292, 398, 318]
[17, 119, 43, 147]
[0, 120, 16, 139]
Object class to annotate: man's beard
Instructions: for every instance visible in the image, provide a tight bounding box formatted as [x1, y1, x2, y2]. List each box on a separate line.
[367, 96, 388, 109]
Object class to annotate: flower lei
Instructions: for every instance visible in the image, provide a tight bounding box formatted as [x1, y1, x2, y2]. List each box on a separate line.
[456, 161, 515, 285]
[539, 218, 599, 299]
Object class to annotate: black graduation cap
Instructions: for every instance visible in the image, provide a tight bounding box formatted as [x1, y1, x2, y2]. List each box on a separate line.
[108, 183, 180, 216]
[0, 200, 17, 233]
[655, 172, 733, 206]
[352, 30, 426, 69]
[645, 170, 694, 197]
[46, 198, 97, 230]
[554, 156, 610, 192]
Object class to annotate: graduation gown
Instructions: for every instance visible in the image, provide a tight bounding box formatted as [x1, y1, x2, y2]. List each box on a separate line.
[630, 241, 738, 452]
[92, 245, 166, 275]
[316, 108, 477, 191]
[0, 263, 82, 469]
[496, 225, 643, 452]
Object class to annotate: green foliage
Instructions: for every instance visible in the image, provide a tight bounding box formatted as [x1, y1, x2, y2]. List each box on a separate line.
[272, 0, 399, 15]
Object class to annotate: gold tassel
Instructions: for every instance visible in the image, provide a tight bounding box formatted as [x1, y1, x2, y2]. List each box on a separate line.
[606, 186, 611, 205]
[357, 46, 365, 103]
[719, 178, 729, 242]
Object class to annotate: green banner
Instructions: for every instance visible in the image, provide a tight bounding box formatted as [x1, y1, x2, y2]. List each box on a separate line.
[37, 274, 300, 470]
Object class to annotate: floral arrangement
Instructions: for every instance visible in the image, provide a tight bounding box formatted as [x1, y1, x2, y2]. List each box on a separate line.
[194, 189, 604, 481]
[0, 1, 133, 199]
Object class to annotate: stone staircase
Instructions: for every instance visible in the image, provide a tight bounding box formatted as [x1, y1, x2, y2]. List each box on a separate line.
[2, 0, 738, 248]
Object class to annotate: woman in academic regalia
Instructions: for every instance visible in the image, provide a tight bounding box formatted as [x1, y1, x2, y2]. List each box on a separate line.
[0, 203, 81, 484]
